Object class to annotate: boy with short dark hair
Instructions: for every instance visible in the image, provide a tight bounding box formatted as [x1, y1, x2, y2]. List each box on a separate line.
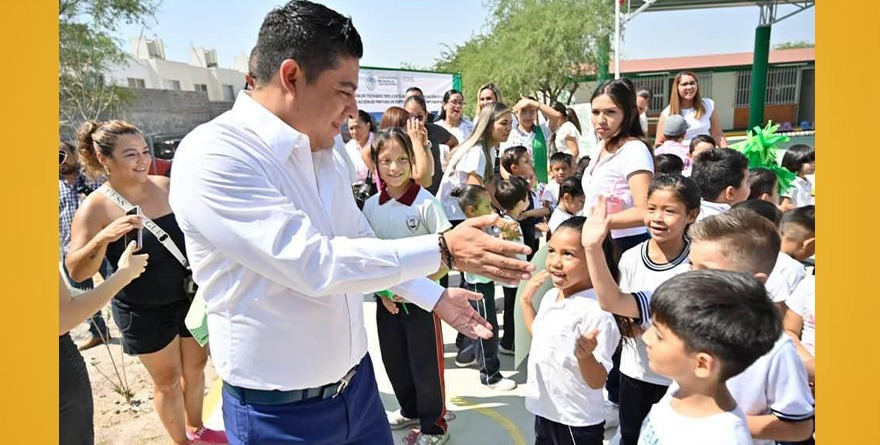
[747, 168, 780, 204]
[583, 203, 815, 445]
[493, 176, 531, 356]
[730, 200, 806, 313]
[691, 148, 751, 221]
[501, 146, 551, 260]
[638, 270, 782, 444]
[780, 205, 815, 264]
[542, 152, 574, 208]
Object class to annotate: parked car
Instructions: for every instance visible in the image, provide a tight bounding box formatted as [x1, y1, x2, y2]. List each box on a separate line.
[144, 133, 187, 176]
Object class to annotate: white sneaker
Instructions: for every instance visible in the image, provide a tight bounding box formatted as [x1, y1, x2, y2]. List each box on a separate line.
[387, 410, 420, 430]
[604, 401, 620, 429]
[413, 432, 450, 445]
[485, 377, 517, 391]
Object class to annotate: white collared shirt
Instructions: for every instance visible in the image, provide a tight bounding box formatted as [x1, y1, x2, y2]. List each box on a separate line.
[525, 287, 621, 427]
[169, 91, 444, 391]
[696, 199, 731, 222]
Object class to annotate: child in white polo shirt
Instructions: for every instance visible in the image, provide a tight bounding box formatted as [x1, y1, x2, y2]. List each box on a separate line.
[637, 270, 781, 445]
[691, 148, 750, 221]
[493, 176, 530, 356]
[583, 204, 815, 445]
[361, 127, 452, 445]
[520, 216, 621, 445]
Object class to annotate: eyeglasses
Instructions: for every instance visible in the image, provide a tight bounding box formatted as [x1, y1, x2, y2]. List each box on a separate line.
[448, 100, 465, 107]
[59, 150, 68, 165]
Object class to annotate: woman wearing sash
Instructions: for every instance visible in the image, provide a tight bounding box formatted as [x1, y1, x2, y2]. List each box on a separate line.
[500, 96, 564, 184]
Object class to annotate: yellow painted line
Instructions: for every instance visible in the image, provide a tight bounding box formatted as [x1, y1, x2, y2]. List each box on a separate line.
[202, 378, 223, 423]
[450, 396, 528, 445]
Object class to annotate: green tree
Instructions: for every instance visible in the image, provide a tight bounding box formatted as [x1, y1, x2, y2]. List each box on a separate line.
[772, 40, 814, 50]
[59, 0, 158, 134]
[434, 0, 611, 115]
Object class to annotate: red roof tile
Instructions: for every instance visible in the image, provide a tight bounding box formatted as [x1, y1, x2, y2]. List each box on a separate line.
[577, 48, 815, 76]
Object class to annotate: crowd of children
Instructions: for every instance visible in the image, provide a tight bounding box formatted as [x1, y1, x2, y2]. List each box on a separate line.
[344, 78, 816, 445]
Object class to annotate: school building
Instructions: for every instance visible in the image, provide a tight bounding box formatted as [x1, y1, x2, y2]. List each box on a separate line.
[574, 47, 815, 133]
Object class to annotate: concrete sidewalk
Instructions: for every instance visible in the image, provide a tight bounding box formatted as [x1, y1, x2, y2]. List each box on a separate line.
[201, 279, 618, 445]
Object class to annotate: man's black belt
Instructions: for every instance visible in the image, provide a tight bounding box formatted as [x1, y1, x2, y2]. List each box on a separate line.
[222, 365, 357, 405]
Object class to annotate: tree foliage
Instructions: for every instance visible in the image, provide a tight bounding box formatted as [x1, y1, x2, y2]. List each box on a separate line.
[772, 40, 814, 50]
[59, 0, 157, 134]
[434, 0, 611, 115]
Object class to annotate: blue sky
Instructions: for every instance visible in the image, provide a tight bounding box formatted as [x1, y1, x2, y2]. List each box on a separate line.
[117, 1, 814, 70]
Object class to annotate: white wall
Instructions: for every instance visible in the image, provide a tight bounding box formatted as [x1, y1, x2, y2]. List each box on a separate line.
[108, 56, 247, 102]
[712, 71, 737, 131]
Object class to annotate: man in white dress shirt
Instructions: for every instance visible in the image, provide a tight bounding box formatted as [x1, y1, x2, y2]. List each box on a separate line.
[169, 2, 532, 444]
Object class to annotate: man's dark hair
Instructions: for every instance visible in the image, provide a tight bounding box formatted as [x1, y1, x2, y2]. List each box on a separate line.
[748, 168, 778, 200]
[654, 153, 684, 175]
[651, 270, 782, 381]
[254, 0, 363, 84]
[732, 199, 783, 228]
[691, 148, 749, 201]
[494, 176, 530, 212]
[405, 86, 424, 97]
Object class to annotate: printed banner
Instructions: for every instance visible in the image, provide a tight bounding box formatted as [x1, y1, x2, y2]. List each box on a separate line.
[356, 68, 455, 115]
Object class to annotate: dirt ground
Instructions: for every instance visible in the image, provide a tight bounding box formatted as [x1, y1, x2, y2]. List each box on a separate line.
[71, 304, 219, 445]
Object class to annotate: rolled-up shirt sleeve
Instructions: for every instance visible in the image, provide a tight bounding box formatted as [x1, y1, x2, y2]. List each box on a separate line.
[171, 141, 443, 310]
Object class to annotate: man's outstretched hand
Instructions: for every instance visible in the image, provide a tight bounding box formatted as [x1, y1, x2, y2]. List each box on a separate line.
[444, 213, 534, 286]
[434, 287, 494, 340]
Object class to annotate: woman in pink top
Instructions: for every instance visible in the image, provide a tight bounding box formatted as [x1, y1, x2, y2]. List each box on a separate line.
[582, 78, 654, 255]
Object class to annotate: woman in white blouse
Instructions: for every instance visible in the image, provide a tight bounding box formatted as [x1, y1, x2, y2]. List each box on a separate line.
[654, 71, 727, 148]
[436, 89, 475, 144]
[344, 110, 374, 184]
[550, 101, 582, 160]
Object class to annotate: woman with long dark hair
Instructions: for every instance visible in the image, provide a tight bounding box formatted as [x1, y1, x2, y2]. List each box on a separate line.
[581, 78, 654, 253]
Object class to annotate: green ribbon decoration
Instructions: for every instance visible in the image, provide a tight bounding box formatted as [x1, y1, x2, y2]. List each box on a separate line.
[377, 289, 409, 315]
[729, 121, 797, 194]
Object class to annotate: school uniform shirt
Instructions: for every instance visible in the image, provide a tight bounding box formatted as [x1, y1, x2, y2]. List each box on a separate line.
[581, 139, 654, 239]
[638, 382, 752, 445]
[362, 181, 452, 240]
[525, 288, 621, 427]
[499, 214, 527, 289]
[725, 335, 815, 445]
[618, 240, 691, 386]
[764, 252, 806, 303]
[695, 199, 730, 222]
[541, 181, 561, 208]
[788, 274, 815, 356]
[548, 206, 574, 235]
[782, 176, 814, 208]
[436, 144, 494, 222]
[169, 91, 448, 391]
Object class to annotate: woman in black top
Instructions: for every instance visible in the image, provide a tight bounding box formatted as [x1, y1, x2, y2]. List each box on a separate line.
[66, 120, 225, 445]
